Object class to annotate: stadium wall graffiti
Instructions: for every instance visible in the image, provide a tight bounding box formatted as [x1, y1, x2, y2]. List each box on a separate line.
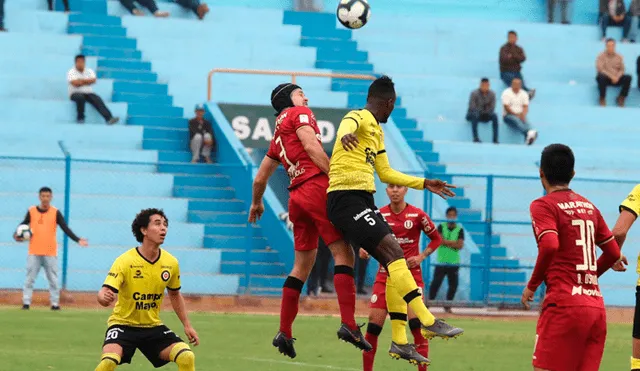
[218, 104, 348, 151]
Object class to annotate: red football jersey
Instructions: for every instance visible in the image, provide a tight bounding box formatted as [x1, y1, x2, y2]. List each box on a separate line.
[530, 190, 614, 308]
[266, 106, 324, 190]
[377, 204, 437, 275]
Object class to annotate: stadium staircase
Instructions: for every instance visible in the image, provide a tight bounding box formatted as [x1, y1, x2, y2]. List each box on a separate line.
[282, 11, 526, 305]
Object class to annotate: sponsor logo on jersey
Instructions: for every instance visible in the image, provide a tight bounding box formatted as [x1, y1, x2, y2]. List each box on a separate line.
[404, 220, 414, 229]
[299, 114, 309, 124]
[133, 270, 144, 279]
[108, 272, 118, 278]
[353, 208, 373, 221]
[161, 270, 171, 282]
[406, 213, 419, 217]
[381, 213, 391, 217]
[628, 193, 636, 202]
[421, 216, 433, 232]
[571, 285, 602, 297]
[133, 292, 163, 310]
[130, 265, 143, 269]
[371, 294, 378, 303]
[364, 148, 377, 167]
[556, 201, 594, 210]
[396, 237, 415, 245]
[286, 161, 306, 180]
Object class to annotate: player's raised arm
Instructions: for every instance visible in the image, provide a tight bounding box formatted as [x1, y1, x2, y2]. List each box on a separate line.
[296, 125, 330, 174]
[249, 155, 280, 223]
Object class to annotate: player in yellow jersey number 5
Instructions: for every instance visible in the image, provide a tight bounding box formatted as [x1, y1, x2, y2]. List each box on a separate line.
[94, 208, 199, 371]
[326, 75, 464, 366]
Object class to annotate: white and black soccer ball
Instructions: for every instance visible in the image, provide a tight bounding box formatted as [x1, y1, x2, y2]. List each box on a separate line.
[16, 224, 32, 241]
[337, 0, 370, 30]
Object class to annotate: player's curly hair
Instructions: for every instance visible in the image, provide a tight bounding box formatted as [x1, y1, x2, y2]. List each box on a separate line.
[368, 75, 395, 100]
[131, 208, 169, 243]
[540, 144, 575, 186]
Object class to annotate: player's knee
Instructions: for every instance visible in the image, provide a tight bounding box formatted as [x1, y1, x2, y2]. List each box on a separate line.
[170, 343, 195, 369]
[95, 353, 120, 371]
[408, 318, 421, 331]
[366, 322, 383, 336]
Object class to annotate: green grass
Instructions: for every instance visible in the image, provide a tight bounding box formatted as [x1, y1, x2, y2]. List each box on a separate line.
[0, 307, 631, 370]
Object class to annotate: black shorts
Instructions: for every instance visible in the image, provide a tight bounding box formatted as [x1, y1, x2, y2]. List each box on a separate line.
[634, 286, 640, 339]
[102, 324, 183, 368]
[326, 190, 392, 253]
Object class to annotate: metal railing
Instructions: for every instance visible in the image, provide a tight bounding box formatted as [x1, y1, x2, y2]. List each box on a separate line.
[207, 68, 376, 101]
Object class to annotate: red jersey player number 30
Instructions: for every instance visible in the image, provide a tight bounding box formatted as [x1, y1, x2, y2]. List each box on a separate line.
[528, 191, 615, 309]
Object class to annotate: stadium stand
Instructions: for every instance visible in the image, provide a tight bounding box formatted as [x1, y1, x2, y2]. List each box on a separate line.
[1, 0, 638, 307]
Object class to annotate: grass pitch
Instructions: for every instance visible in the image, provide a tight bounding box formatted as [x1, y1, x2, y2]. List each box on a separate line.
[0, 307, 630, 370]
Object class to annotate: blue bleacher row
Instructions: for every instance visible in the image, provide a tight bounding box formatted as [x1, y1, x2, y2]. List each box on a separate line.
[0, 0, 638, 306]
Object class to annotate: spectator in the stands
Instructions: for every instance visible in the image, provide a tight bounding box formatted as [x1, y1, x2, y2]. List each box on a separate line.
[48, 0, 69, 12]
[189, 104, 215, 163]
[466, 78, 499, 144]
[0, 0, 6, 31]
[499, 31, 535, 100]
[118, 0, 209, 19]
[548, 0, 570, 24]
[628, 0, 640, 42]
[295, 0, 321, 12]
[596, 39, 632, 107]
[600, 0, 631, 42]
[68, 55, 119, 125]
[502, 78, 538, 145]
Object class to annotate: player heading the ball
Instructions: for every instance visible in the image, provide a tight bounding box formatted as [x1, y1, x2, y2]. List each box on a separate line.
[522, 144, 620, 371]
[94, 208, 199, 371]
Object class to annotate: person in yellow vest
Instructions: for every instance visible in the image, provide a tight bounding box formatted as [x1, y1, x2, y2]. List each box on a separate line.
[428, 206, 464, 313]
[13, 187, 88, 310]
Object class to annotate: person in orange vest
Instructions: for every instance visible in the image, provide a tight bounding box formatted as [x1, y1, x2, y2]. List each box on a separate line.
[13, 187, 88, 310]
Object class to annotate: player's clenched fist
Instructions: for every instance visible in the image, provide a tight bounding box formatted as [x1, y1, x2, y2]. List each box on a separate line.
[97, 287, 117, 307]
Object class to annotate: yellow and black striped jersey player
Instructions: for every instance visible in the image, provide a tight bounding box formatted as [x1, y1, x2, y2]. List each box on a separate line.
[326, 75, 464, 366]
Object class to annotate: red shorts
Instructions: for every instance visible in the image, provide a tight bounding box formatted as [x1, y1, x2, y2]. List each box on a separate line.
[369, 269, 424, 310]
[533, 305, 606, 371]
[288, 175, 342, 251]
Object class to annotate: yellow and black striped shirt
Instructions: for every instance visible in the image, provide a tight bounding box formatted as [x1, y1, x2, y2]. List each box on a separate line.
[328, 109, 424, 193]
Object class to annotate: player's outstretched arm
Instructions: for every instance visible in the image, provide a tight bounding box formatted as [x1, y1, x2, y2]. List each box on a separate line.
[168, 290, 199, 346]
[249, 156, 280, 223]
[611, 184, 640, 271]
[297, 126, 330, 173]
[375, 152, 456, 198]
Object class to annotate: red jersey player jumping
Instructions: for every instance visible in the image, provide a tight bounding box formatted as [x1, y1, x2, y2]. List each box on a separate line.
[522, 144, 621, 371]
[361, 184, 442, 370]
[249, 83, 371, 359]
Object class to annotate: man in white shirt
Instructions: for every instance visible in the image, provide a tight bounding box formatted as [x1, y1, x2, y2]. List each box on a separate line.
[68, 55, 119, 125]
[501, 78, 537, 145]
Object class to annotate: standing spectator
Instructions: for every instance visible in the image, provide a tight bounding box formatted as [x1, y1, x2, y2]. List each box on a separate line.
[68, 55, 119, 125]
[0, 0, 6, 31]
[502, 78, 538, 145]
[466, 78, 499, 144]
[596, 39, 631, 107]
[548, 0, 570, 24]
[13, 187, 88, 310]
[630, 0, 640, 43]
[428, 207, 464, 313]
[600, 0, 631, 41]
[499, 31, 536, 100]
[307, 238, 334, 295]
[47, 0, 69, 12]
[189, 104, 215, 163]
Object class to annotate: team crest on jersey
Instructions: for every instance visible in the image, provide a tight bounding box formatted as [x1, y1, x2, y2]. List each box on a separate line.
[404, 220, 413, 229]
[371, 294, 378, 303]
[161, 270, 171, 282]
[629, 193, 636, 202]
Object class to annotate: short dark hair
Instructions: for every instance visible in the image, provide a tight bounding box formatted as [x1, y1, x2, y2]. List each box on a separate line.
[508, 30, 517, 36]
[39, 187, 52, 194]
[606, 38, 616, 44]
[480, 78, 489, 83]
[131, 208, 168, 243]
[75, 54, 85, 61]
[446, 206, 457, 215]
[540, 144, 575, 186]
[367, 75, 396, 101]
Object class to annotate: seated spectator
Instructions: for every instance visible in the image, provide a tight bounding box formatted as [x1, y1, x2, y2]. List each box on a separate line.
[596, 39, 631, 107]
[119, 0, 169, 17]
[499, 31, 536, 100]
[189, 104, 215, 163]
[0, 0, 5, 31]
[172, 0, 209, 19]
[501, 78, 538, 145]
[466, 78, 499, 144]
[548, 0, 570, 24]
[629, 0, 640, 43]
[68, 55, 119, 125]
[296, 0, 321, 12]
[47, 0, 69, 12]
[600, 0, 630, 42]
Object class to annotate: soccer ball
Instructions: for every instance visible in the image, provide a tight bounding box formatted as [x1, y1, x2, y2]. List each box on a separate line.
[16, 224, 32, 240]
[337, 0, 370, 30]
